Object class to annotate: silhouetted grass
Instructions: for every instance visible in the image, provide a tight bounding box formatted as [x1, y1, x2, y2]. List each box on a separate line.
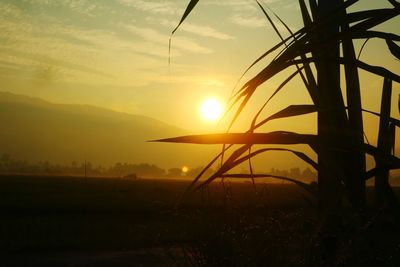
[163, 0, 400, 214]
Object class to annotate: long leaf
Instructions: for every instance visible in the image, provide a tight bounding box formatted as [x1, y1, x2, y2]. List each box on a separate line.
[250, 67, 305, 129]
[299, 0, 312, 26]
[230, 0, 357, 100]
[255, 105, 317, 128]
[227, 91, 253, 131]
[388, 0, 400, 8]
[346, 9, 393, 23]
[171, 0, 199, 35]
[169, 0, 200, 65]
[352, 58, 400, 83]
[276, 7, 399, 69]
[386, 39, 400, 60]
[232, 56, 399, 127]
[219, 173, 316, 196]
[256, 1, 283, 40]
[153, 132, 317, 146]
[247, 2, 317, 128]
[366, 165, 400, 180]
[361, 108, 400, 127]
[309, 0, 318, 21]
[232, 147, 318, 171]
[352, 30, 400, 41]
[269, 1, 319, 104]
[284, 58, 400, 83]
[184, 144, 233, 194]
[364, 144, 400, 166]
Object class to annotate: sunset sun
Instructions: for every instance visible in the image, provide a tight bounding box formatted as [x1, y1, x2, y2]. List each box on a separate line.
[200, 98, 223, 121]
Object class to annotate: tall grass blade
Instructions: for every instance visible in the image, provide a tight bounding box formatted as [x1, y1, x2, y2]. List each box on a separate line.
[153, 132, 317, 146]
[364, 144, 400, 166]
[388, 0, 400, 8]
[220, 173, 316, 195]
[253, 105, 317, 129]
[386, 39, 400, 59]
[361, 108, 400, 127]
[357, 38, 370, 59]
[299, 0, 312, 25]
[389, 122, 396, 155]
[232, 147, 318, 170]
[171, 0, 199, 35]
[184, 144, 233, 194]
[346, 9, 393, 23]
[352, 31, 400, 41]
[231, 0, 357, 98]
[309, 0, 318, 21]
[269, 1, 319, 104]
[275, 7, 399, 68]
[255, 1, 283, 40]
[250, 67, 305, 128]
[276, 58, 400, 83]
[375, 78, 393, 206]
[169, 0, 199, 65]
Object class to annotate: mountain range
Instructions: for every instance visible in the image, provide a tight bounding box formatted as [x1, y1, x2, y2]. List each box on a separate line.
[0, 91, 217, 168]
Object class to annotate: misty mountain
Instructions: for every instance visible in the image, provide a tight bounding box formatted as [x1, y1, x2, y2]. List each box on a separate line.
[0, 92, 217, 168]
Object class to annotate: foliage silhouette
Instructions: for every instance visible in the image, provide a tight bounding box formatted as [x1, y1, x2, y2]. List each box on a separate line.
[159, 0, 400, 212]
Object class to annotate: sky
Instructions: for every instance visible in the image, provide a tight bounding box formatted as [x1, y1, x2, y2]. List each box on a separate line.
[1, 0, 399, 139]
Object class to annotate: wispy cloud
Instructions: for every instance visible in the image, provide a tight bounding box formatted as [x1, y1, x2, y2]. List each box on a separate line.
[155, 19, 234, 40]
[230, 14, 267, 28]
[118, 0, 181, 15]
[125, 25, 213, 54]
[0, 0, 223, 90]
[203, 0, 296, 29]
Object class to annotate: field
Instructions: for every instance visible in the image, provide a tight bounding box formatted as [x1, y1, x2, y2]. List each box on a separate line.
[1, 174, 400, 266]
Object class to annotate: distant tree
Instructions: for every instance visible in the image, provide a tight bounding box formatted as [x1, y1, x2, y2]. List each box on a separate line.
[289, 167, 301, 179]
[1, 153, 10, 164]
[302, 167, 317, 182]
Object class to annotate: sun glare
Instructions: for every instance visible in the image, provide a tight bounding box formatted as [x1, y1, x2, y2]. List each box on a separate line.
[182, 166, 189, 174]
[200, 98, 223, 121]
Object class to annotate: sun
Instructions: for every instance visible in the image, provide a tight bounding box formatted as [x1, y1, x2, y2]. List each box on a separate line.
[181, 166, 189, 174]
[200, 98, 223, 121]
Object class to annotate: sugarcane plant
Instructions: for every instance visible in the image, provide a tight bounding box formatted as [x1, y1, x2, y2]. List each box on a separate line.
[156, 0, 400, 213]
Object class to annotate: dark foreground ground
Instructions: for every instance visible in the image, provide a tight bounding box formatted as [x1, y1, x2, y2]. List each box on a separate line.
[1, 174, 400, 266]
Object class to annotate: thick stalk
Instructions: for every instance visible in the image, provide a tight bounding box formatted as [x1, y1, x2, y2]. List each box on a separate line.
[375, 78, 393, 207]
[314, 0, 348, 212]
[341, 4, 366, 209]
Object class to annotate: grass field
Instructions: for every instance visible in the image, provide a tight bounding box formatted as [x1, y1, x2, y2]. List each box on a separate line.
[1, 174, 400, 266]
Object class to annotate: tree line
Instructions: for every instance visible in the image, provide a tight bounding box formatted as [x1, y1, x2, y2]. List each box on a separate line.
[0, 153, 317, 181]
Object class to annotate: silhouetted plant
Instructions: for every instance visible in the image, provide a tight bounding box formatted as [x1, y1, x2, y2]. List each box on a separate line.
[158, 0, 400, 213]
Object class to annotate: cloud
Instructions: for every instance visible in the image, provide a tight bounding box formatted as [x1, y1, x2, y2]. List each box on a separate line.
[0, 1, 215, 89]
[202, 0, 297, 29]
[156, 19, 234, 40]
[230, 14, 267, 28]
[118, 0, 180, 15]
[202, 0, 258, 12]
[0, 2, 24, 19]
[125, 25, 213, 54]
